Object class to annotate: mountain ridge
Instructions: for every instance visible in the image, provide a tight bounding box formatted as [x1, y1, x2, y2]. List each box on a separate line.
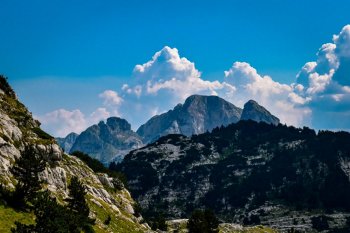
[57, 95, 280, 165]
[114, 120, 350, 232]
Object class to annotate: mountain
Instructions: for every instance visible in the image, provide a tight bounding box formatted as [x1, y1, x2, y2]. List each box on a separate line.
[56, 132, 78, 153]
[0, 77, 151, 233]
[241, 100, 280, 125]
[61, 96, 279, 166]
[114, 120, 350, 232]
[70, 117, 143, 164]
[137, 95, 243, 143]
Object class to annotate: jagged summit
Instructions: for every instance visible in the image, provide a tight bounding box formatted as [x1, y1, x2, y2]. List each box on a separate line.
[137, 94, 243, 143]
[56, 132, 78, 153]
[70, 116, 143, 164]
[104, 117, 132, 132]
[241, 99, 280, 125]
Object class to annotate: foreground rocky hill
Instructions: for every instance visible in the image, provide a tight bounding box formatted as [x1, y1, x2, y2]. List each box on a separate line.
[114, 120, 350, 232]
[0, 77, 151, 233]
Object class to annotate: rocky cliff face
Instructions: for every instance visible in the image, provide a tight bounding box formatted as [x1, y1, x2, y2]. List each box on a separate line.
[56, 132, 78, 153]
[241, 100, 280, 125]
[137, 95, 243, 144]
[115, 121, 350, 232]
[0, 80, 151, 233]
[70, 117, 143, 165]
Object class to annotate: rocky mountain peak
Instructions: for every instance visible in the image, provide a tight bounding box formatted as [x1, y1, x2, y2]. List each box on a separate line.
[241, 99, 280, 125]
[137, 94, 243, 143]
[56, 132, 78, 153]
[106, 117, 131, 132]
[70, 117, 143, 164]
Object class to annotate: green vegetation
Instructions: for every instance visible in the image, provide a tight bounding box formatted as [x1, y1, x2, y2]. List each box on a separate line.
[188, 209, 219, 233]
[8, 146, 46, 209]
[2, 148, 95, 232]
[147, 215, 167, 231]
[11, 177, 95, 233]
[0, 77, 148, 233]
[0, 204, 34, 233]
[32, 127, 54, 140]
[65, 176, 95, 232]
[72, 151, 127, 189]
[71, 151, 107, 173]
[87, 196, 145, 233]
[0, 75, 16, 98]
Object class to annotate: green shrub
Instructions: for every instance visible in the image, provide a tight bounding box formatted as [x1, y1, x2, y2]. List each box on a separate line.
[188, 209, 219, 233]
[0, 75, 16, 98]
[32, 127, 54, 140]
[72, 151, 127, 188]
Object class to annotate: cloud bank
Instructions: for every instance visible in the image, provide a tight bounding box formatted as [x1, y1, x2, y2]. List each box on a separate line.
[41, 25, 350, 137]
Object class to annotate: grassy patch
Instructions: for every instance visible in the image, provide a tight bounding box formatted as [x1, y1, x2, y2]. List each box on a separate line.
[87, 196, 145, 233]
[0, 204, 35, 233]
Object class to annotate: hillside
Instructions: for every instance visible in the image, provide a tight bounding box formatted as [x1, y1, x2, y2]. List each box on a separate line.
[114, 120, 350, 232]
[0, 77, 151, 233]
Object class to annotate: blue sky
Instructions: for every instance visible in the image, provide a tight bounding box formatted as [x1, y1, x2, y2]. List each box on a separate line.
[1, 0, 350, 136]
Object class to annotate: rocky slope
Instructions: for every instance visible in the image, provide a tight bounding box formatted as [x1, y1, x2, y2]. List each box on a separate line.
[70, 117, 143, 165]
[137, 95, 243, 144]
[0, 78, 151, 233]
[241, 100, 279, 125]
[56, 132, 78, 153]
[114, 120, 350, 232]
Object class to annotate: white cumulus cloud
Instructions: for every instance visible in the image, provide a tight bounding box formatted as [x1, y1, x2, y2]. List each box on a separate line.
[131, 46, 229, 101]
[295, 24, 350, 129]
[99, 90, 123, 106]
[39, 109, 87, 137]
[41, 25, 350, 136]
[223, 62, 311, 126]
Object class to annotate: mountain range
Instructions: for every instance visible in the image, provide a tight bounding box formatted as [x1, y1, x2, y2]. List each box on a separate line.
[3, 76, 350, 232]
[114, 120, 350, 232]
[57, 95, 280, 164]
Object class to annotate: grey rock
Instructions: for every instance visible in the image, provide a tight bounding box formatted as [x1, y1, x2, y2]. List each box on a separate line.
[137, 95, 243, 143]
[35, 143, 63, 161]
[70, 117, 143, 164]
[240, 100, 280, 125]
[97, 173, 114, 188]
[56, 132, 78, 153]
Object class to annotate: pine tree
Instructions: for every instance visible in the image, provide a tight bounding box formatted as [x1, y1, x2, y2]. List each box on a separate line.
[12, 191, 72, 233]
[66, 176, 95, 232]
[188, 209, 219, 233]
[10, 146, 46, 208]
